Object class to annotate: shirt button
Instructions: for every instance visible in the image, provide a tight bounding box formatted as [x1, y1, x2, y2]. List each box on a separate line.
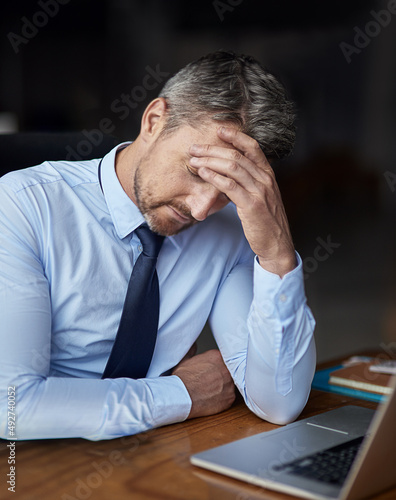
[279, 294, 287, 303]
[138, 244, 143, 252]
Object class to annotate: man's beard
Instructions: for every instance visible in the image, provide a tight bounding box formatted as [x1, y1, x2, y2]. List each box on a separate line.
[133, 166, 197, 236]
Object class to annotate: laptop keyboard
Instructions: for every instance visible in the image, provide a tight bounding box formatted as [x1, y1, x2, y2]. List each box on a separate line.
[273, 436, 364, 486]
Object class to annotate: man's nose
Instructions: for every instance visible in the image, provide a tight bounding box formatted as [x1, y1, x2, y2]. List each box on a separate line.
[186, 187, 225, 222]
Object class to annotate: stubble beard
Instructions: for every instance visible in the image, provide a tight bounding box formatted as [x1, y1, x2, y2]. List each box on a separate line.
[133, 165, 197, 236]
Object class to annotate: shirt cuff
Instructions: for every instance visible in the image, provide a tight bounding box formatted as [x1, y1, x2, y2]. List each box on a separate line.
[146, 375, 192, 428]
[252, 252, 306, 321]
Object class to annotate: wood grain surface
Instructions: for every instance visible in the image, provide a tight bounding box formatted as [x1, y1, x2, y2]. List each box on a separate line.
[1, 355, 394, 500]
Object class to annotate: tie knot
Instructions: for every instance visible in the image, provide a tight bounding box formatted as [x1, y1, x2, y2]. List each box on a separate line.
[135, 224, 165, 259]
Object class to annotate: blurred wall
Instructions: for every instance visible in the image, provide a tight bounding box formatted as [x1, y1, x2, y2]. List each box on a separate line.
[1, 0, 395, 361]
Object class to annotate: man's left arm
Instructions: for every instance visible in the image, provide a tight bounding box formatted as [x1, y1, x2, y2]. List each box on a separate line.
[189, 127, 316, 424]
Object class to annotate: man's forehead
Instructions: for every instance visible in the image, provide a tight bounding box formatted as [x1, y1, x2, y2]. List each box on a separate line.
[179, 120, 238, 150]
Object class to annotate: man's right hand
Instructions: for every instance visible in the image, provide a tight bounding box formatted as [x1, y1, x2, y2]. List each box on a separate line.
[172, 349, 236, 419]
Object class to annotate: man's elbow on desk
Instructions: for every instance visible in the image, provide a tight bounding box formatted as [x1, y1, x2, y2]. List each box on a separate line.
[243, 339, 316, 426]
[244, 388, 310, 426]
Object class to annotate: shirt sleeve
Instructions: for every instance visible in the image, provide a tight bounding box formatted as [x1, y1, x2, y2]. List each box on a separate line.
[0, 182, 191, 441]
[209, 250, 316, 425]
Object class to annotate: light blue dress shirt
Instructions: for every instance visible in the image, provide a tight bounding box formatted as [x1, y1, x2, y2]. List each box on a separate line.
[0, 143, 316, 440]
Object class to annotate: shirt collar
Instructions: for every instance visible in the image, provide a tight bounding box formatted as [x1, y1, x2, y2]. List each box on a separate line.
[99, 142, 180, 248]
[100, 142, 144, 239]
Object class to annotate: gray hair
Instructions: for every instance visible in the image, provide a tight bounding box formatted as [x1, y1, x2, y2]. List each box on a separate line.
[158, 51, 296, 160]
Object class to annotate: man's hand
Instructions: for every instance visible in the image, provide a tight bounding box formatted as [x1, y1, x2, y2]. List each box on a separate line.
[189, 127, 296, 278]
[172, 349, 235, 419]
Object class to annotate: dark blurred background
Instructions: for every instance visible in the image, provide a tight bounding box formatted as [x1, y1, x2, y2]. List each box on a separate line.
[1, 0, 395, 362]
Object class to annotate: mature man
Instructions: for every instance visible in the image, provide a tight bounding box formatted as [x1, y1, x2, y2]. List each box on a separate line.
[0, 51, 315, 440]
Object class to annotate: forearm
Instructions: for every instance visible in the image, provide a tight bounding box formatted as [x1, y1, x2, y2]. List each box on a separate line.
[211, 252, 316, 425]
[245, 254, 316, 422]
[244, 315, 316, 424]
[0, 188, 193, 440]
[0, 371, 191, 440]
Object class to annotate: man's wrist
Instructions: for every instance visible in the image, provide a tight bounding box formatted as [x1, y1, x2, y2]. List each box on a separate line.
[148, 375, 192, 426]
[257, 252, 297, 278]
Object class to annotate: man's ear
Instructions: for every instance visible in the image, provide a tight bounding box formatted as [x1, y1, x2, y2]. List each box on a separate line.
[140, 98, 167, 142]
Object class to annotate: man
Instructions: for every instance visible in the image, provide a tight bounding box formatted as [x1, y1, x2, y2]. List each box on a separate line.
[0, 51, 315, 440]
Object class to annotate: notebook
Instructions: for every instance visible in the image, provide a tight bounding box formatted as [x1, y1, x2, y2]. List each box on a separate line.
[190, 375, 396, 499]
[329, 362, 393, 396]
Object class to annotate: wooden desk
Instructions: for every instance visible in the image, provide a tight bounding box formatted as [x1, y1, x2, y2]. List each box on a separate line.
[1, 374, 395, 499]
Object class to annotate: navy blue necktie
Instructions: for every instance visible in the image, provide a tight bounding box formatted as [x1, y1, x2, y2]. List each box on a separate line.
[102, 224, 165, 379]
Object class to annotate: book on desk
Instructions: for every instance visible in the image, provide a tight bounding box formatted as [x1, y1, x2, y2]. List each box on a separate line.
[312, 356, 395, 402]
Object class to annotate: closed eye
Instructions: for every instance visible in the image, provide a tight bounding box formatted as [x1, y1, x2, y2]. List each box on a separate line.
[186, 165, 231, 203]
[186, 165, 200, 178]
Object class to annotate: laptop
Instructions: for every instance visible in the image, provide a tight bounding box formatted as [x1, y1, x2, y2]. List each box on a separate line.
[190, 375, 396, 499]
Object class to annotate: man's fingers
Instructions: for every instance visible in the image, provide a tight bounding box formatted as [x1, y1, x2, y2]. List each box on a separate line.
[188, 128, 276, 201]
[172, 349, 235, 419]
[189, 142, 266, 183]
[187, 127, 296, 277]
[217, 126, 269, 166]
[197, 166, 253, 209]
[190, 154, 259, 193]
